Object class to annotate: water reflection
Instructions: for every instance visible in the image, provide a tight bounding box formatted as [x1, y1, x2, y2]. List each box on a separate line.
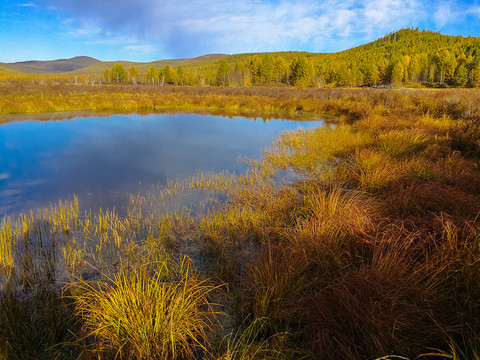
[0, 113, 323, 215]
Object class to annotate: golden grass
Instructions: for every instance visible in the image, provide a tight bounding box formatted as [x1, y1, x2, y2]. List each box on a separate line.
[74, 256, 220, 359]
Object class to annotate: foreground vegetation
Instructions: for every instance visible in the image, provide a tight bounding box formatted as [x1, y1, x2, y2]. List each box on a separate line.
[2, 88, 480, 359]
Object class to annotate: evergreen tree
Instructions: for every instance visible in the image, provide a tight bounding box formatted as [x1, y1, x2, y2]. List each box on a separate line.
[365, 64, 380, 85]
[289, 56, 313, 87]
[390, 61, 405, 85]
[454, 64, 468, 87]
[258, 54, 275, 84]
[471, 62, 480, 87]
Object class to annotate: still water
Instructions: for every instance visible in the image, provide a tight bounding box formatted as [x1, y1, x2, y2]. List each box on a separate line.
[0, 113, 323, 215]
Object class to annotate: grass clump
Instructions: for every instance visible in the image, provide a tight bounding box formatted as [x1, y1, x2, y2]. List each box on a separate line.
[379, 129, 429, 159]
[74, 255, 220, 359]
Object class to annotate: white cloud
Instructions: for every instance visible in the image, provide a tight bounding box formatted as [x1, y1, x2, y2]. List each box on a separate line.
[41, 0, 471, 57]
[468, 6, 480, 17]
[123, 44, 155, 54]
[434, 1, 455, 27]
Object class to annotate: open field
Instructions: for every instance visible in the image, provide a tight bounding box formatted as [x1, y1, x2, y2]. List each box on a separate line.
[1, 87, 480, 358]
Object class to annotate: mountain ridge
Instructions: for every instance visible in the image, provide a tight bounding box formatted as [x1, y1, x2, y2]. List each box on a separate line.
[2, 56, 99, 74]
[3, 54, 229, 75]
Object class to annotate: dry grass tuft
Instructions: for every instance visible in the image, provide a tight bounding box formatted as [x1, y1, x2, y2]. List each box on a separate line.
[74, 256, 220, 359]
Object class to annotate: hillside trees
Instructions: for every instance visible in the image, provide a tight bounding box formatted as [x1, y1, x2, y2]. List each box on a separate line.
[162, 64, 179, 85]
[258, 54, 275, 83]
[100, 29, 480, 89]
[454, 64, 468, 86]
[289, 56, 313, 87]
[364, 64, 380, 85]
[216, 59, 230, 86]
[146, 66, 157, 85]
[390, 60, 406, 85]
[110, 64, 127, 83]
[274, 56, 289, 84]
[471, 62, 480, 87]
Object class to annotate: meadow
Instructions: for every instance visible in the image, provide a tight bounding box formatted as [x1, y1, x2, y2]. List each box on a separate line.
[1, 84, 480, 359]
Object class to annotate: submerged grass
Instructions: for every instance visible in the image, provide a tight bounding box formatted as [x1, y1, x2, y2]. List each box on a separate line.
[1, 88, 480, 358]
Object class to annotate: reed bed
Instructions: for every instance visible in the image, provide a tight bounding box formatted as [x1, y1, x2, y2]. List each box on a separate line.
[1, 88, 480, 358]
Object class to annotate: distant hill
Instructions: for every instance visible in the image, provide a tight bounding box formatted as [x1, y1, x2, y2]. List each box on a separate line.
[4, 56, 99, 74]
[0, 64, 18, 75]
[4, 29, 480, 88]
[73, 54, 228, 75]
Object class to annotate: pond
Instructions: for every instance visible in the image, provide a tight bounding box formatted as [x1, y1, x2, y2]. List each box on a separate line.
[0, 113, 324, 216]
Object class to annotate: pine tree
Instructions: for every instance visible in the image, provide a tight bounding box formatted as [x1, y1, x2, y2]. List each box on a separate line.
[289, 56, 313, 87]
[470, 62, 480, 87]
[390, 61, 405, 85]
[454, 64, 468, 87]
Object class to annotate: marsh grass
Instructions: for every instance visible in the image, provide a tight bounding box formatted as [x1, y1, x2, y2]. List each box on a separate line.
[241, 246, 311, 336]
[213, 318, 298, 360]
[293, 184, 379, 241]
[1, 88, 480, 358]
[73, 256, 220, 359]
[379, 129, 430, 159]
[0, 266, 80, 359]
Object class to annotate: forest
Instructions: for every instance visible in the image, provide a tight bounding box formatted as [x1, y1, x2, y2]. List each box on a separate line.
[76, 28, 480, 88]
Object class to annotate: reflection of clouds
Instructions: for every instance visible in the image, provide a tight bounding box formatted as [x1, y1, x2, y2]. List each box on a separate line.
[0, 178, 48, 196]
[0, 173, 10, 180]
[0, 114, 323, 216]
[0, 189, 21, 197]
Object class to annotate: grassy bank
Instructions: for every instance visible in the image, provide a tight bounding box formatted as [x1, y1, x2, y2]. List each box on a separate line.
[1, 88, 480, 359]
[2, 82, 480, 120]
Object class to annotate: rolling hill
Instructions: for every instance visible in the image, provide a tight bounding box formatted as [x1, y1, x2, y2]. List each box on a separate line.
[71, 54, 228, 75]
[3, 56, 99, 74]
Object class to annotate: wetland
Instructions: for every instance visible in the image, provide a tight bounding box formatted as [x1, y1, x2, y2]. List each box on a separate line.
[1, 87, 480, 359]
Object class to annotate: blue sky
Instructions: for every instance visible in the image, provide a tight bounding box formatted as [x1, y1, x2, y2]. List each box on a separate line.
[1, 0, 480, 63]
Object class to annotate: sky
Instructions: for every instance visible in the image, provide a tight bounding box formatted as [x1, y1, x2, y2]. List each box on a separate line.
[1, 0, 480, 63]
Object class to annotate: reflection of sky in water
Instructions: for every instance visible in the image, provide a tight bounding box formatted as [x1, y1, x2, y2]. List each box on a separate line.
[0, 113, 323, 215]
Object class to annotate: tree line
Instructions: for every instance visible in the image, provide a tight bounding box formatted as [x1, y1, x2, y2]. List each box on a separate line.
[102, 64, 204, 86]
[102, 29, 480, 88]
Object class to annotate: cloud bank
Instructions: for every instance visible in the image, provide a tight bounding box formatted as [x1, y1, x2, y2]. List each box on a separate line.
[42, 0, 478, 58]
